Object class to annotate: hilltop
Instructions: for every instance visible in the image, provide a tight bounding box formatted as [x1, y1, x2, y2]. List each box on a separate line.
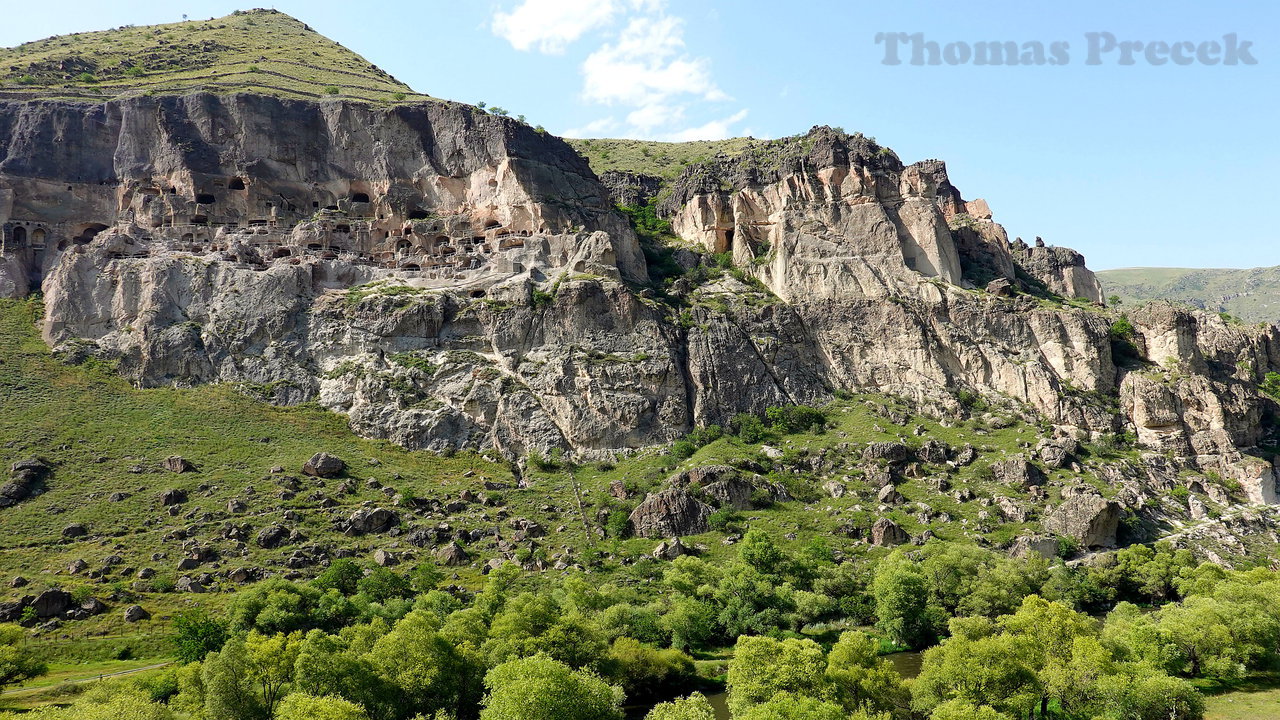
[0, 9, 428, 103]
[1098, 266, 1280, 325]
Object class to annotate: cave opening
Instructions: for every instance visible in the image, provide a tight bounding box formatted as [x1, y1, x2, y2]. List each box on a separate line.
[228, 177, 246, 190]
[11, 226, 26, 247]
[351, 192, 370, 203]
[407, 210, 430, 220]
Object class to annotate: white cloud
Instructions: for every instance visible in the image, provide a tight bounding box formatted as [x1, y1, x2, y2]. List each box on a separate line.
[662, 109, 749, 142]
[626, 103, 685, 133]
[581, 15, 726, 107]
[492, 0, 622, 54]
[492, 0, 747, 140]
[561, 116, 621, 139]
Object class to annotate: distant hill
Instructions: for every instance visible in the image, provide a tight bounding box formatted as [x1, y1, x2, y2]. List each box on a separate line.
[1097, 266, 1280, 325]
[0, 9, 428, 103]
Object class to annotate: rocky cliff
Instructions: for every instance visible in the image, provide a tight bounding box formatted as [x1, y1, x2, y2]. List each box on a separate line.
[1, 100, 1277, 503]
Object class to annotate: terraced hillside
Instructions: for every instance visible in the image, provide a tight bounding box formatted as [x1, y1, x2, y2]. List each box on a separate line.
[0, 9, 428, 103]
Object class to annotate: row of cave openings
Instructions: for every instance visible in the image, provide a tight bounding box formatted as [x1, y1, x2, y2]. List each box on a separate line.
[3, 222, 118, 253]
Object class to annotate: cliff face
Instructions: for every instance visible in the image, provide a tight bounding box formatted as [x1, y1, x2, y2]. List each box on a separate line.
[2, 106, 1277, 501]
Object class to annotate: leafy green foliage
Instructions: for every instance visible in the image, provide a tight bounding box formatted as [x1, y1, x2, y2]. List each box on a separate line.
[0, 623, 46, 689]
[172, 610, 230, 664]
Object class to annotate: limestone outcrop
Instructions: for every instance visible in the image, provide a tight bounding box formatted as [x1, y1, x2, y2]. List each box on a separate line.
[0, 100, 1276, 508]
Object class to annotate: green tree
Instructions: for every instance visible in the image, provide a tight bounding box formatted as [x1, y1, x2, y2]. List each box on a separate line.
[275, 693, 369, 720]
[825, 631, 909, 716]
[172, 610, 229, 664]
[479, 654, 623, 720]
[726, 636, 830, 717]
[734, 691, 849, 720]
[356, 567, 412, 603]
[199, 631, 303, 720]
[928, 699, 1013, 720]
[644, 693, 717, 720]
[739, 530, 786, 574]
[872, 554, 933, 648]
[0, 623, 46, 690]
[313, 559, 364, 596]
[603, 637, 694, 697]
[368, 610, 475, 717]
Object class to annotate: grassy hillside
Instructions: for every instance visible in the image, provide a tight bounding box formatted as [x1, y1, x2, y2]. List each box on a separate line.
[567, 137, 759, 180]
[1098, 266, 1280, 325]
[0, 9, 428, 103]
[0, 293, 1185, 668]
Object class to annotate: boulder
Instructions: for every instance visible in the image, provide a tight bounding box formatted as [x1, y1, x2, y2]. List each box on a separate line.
[0, 458, 49, 508]
[436, 541, 470, 566]
[1036, 438, 1079, 469]
[372, 549, 399, 567]
[628, 488, 713, 538]
[256, 525, 290, 549]
[303, 453, 345, 478]
[159, 488, 187, 506]
[863, 442, 911, 463]
[123, 605, 150, 622]
[345, 507, 398, 535]
[986, 278, 1016, 297]
[991, 456, 1046, 489]
[1044, 495, 1124, 548]
[652, 538, 690, 560]
[871, 518, 908, 547]
[175, 576, 206, 593]
[994, 496, 1028, 523]
[703, 477, 753, 510]
[61, 524, 88, 538]
[877, 484, 904, 505]
[31, 589, 72, 618]
[954, 445, 978, 466]
[823, 480, 847, 499]
[1010, 534, 1061, 559]
[163, 456, 195, 473]
[917, 439, 950, 464]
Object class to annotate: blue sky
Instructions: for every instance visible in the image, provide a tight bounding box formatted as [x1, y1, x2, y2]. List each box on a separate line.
[2, 1, 1276, 270]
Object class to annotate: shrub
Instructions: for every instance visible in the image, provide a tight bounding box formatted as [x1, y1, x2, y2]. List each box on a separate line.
[392, 92, 406, 101]
[605, 509, 631, 538]
[731, 413, 768, 443]
[124, 65, 145, 77]
[324, 86, 340, 95]
[75, 72, 97, 83]
[671, 439, 697, 459]
[1261, 371, 1280, 400]
[764, 405, 826, 433]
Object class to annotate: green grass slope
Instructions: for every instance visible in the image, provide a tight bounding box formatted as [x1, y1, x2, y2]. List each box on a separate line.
[1098, 266, 1280, 325]
[0, 9, 428, 103]
[567, 137, 758, 180]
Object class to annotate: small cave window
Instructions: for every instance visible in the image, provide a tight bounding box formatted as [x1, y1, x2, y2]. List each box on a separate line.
[351, 192, 370, 203]
[228, 177, 246, 190]
[196, 194, 216, 205]
[334, 224, 351, 234]
[469, 289, 487, 298]
[407, 210, 430, 220]
[191, 215, 209, 225]
[306, 243, 323, 251]
[484, 220, 500, 229]
[403, 226, 414, 236]
[181, 233, 194, 242]
[434, 235, 450, 245]
[312, 202, 320, 208]
[11, 226, 26, 246]
[323, 205, 338, 212]
[402, 263, 421, 271]
[395, 240, 411, 252]
[31, 229, 46, 249]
